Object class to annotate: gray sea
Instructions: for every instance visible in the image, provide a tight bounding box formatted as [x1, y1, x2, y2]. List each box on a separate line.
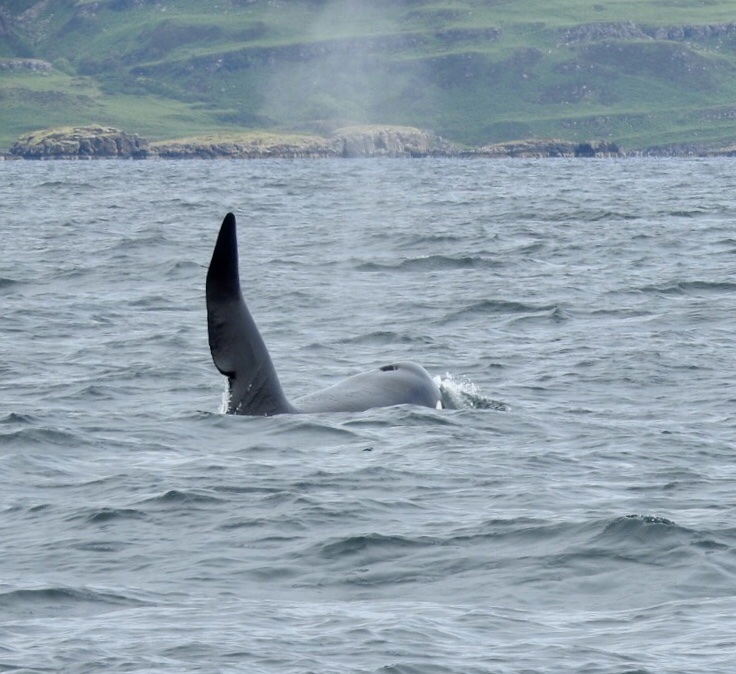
[1, 158, 735, 673]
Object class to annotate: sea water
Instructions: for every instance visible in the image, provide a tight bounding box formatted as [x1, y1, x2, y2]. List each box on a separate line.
[1, 158, 735, 673]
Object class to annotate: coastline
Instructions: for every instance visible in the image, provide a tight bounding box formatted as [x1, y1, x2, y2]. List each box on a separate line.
[5, 124, 736, 160]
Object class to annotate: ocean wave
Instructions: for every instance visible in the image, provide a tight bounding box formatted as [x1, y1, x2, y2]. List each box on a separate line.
[140, 489, 226, 507]
[637, 280, 736, 295]
[318, 532, 435, 559]
[332, 330, 427, 346]
[0, 277, 21, 290]
[0, 412, 38, 425]
[81, 507, 148, 524]
[441, 299, 562, 324]
[165, 259, 205, 277]
[0, 585, 148, 616]
[0, 426, 86, 447]
[357, 255, 500, 272]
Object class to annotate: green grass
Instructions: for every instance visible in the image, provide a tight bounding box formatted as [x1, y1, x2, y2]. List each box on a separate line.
[4, 0, 736, 151]
[0, 69, 232, 147]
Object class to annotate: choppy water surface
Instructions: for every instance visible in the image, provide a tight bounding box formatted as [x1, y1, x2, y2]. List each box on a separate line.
[1, 158, 735, 673]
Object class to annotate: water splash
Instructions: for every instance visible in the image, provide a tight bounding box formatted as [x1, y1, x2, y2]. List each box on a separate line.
[219, 383, 231, 415]
[435, 374, 509, 411]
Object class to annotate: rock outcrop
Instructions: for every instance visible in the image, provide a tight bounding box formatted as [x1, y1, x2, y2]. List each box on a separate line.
[638, 142, 736, 157]
[335, 126, 454, 158]
[6, 125, 623, 159]
[151, 126, 455, 159]
[0, 58, 52, 72]
[466, 139, 622, 158]
[562, 21, 736, 44]
[10, 126, 149, 159]
[150, 133, 336, 159]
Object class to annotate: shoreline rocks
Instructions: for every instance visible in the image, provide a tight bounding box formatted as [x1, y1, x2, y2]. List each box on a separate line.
[463, 139, 622, 158]
[150, 134, 337, 159]
[11, 123, 732, 160]
[6, 125, 457, 160]
[150, 126, 456, 159]
[9, 126, 149, 159]
[336, 126, 456, 158]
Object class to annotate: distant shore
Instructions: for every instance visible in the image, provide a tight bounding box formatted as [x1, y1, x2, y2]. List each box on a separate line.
[5, 124, 736, 160]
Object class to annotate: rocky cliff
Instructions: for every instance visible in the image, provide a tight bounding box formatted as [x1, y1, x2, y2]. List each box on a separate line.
[9, 126, 149, 159]
[150, 133, 337, 159]
[151, 126, 456, 159]
[0, 58, 52, 72]
[466, 139, 622, 158]
[6, 124, 626, 159]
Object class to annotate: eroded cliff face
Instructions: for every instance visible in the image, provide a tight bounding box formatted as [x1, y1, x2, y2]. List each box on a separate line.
[150, 134, 337, 159]
[6, 124, 633, 159]
[8, 125, 455, 159]
[153, 126, 455, 159]
[335, 126, 456, 158]
[466, 139, 622, 158]
[10, 126, 149, 159]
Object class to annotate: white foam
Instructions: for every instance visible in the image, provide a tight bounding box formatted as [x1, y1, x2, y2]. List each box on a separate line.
[219, 383, 231, 415]
[434, 373, 509, 411]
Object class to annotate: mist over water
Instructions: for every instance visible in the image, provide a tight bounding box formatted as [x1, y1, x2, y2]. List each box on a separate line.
[262, 1, 428, 129]
[1, 158, 736, 673]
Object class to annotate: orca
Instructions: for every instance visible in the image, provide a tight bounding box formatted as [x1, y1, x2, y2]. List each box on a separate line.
[206, 213, 443, 416]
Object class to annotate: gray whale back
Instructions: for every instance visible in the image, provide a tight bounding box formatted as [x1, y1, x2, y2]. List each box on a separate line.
[206, 213, 442, 416]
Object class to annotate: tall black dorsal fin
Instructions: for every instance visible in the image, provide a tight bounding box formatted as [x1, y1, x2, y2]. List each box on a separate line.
[206, 213, 295, 415]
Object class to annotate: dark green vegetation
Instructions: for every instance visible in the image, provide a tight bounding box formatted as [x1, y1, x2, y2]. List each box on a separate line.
[3, 0, 736, 152]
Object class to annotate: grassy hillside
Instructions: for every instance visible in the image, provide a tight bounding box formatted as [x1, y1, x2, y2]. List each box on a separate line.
[3, 0, 736, 151]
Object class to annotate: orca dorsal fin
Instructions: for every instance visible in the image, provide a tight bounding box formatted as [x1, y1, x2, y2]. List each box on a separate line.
[206, 213, 295, 415]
